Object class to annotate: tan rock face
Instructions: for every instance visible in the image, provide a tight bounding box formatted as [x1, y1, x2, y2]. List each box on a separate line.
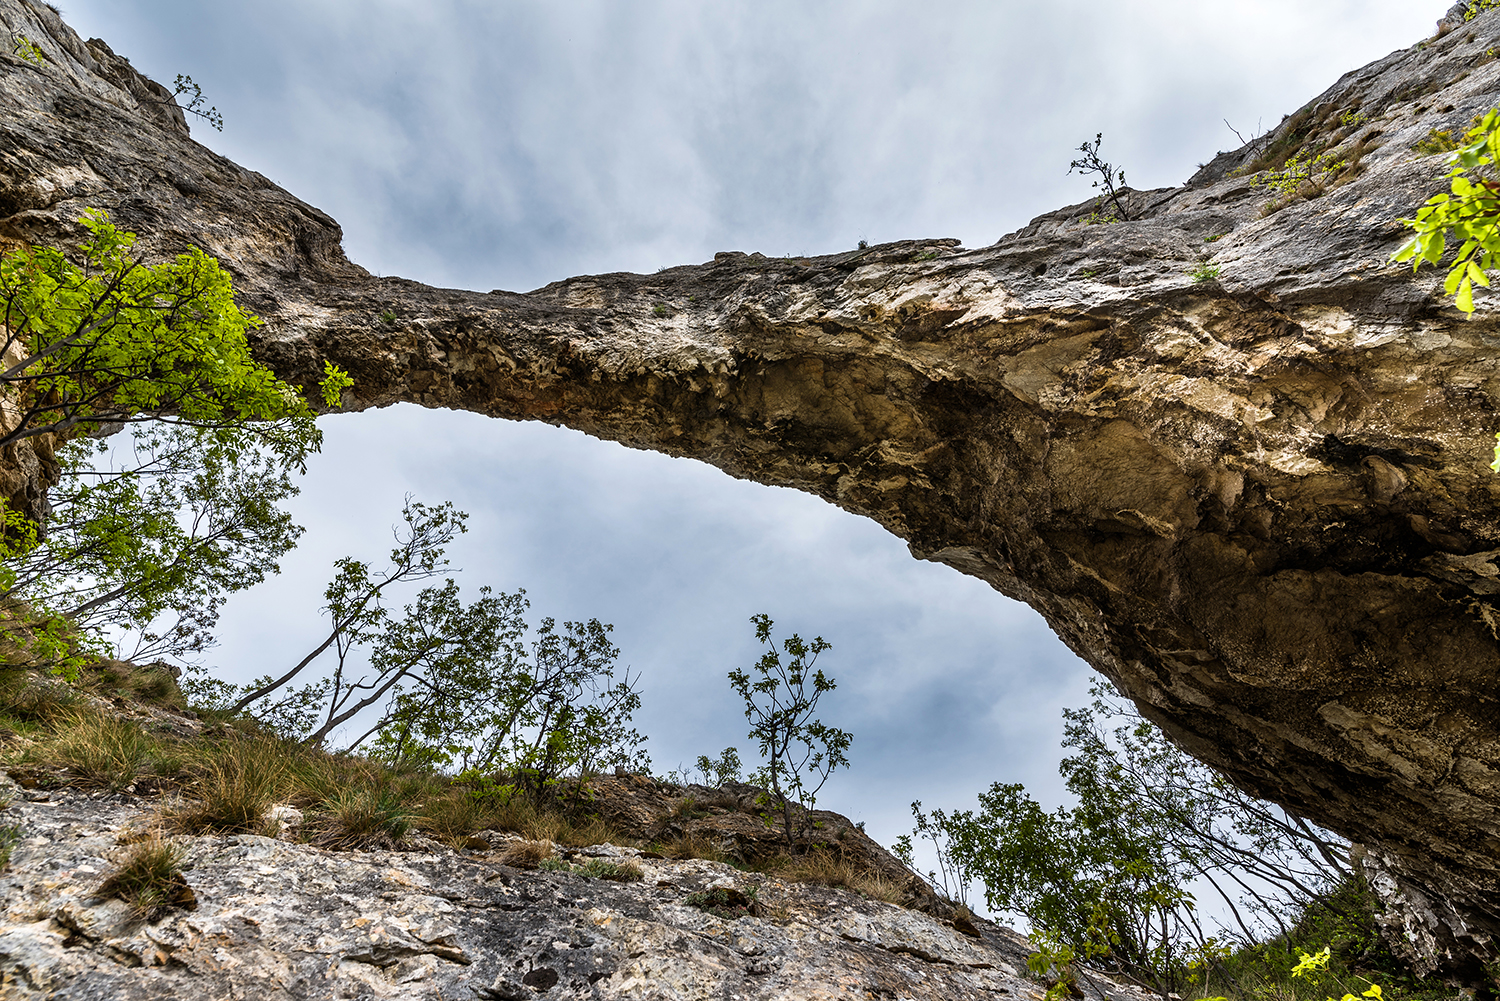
[5, 0, 1500, 979]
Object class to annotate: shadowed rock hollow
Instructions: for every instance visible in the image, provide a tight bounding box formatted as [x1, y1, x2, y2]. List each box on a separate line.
[4, 0, 1500, 982]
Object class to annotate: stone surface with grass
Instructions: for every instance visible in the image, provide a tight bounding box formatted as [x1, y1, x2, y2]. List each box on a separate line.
[0, 667, 1142, 1000]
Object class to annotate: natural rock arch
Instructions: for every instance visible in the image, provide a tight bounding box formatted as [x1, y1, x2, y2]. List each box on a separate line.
[3, 0, 1499, 979]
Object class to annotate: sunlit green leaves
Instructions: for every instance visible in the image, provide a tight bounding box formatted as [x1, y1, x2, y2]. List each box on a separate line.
[0, 210, 352, 448]
[1392, 108, 1500, 314]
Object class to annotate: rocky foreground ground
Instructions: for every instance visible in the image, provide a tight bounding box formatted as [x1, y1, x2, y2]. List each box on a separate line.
[0, 764, 1160, 1001]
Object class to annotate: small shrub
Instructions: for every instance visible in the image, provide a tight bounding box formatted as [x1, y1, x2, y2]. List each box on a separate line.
[728, 614, 852, 847]
[1255, 147, 1346, 200]
[1190, 262, 1223, 283]
[1414, 128, 1461, 156]
[912, 250, 938, 262]
[9, 34, 44, 66]
[695, 747, 741, 787]
[97, 835, 195, 916]
[1069, 132, 1132, 221]
[652, 304, 667, 316]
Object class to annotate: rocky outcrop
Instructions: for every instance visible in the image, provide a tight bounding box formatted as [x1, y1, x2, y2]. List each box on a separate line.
[0, 770, 1122, 1001]
[5, 0, 1500, 981]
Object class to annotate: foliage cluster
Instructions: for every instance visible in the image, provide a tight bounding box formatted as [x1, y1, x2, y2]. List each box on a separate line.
[0, 211, 339, 450]
[1465, 0, 1500, 23]
[1393, 108, 1500, 314]
[1413, 128, 1461, 157]
[9, 33, 44, 66]
[899, 682, 1363, 999]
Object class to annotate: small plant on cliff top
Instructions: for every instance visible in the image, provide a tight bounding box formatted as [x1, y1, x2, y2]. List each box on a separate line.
[1465, 0, 1500, 22]
[1070, 133, 1132, 222]
[728, 613, 851, 847]
[168, 74, 223, 131]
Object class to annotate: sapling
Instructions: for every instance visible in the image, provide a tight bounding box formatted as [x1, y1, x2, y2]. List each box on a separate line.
[1070, 133, 1131, 221]
[728, 613, 851, 846]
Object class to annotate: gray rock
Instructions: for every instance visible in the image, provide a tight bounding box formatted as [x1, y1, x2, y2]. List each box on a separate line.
[0, 772, 1127, 1000]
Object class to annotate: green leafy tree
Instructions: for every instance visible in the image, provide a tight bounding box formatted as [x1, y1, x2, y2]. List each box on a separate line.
[2, 422, 311, 663]
[925, 683, 1352, 998]
[728, 613, 852, 846]
[892, 799, 975, 909]
[216, 498, 466, 718]
[372, 600, 648, 803]
[0, 212, 348, 672]
[0, 210, 347, 451]
[206, 499, 648, 797]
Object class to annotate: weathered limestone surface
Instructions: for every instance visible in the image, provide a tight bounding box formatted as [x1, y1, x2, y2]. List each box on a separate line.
[0, 771, 1080, 1001]
[5, 0, 1500, 980]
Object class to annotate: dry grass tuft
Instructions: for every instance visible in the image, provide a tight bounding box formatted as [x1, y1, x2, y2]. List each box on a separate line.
[577, 857, 643, 882]
[418, 789, 489, 848]
[166, 736, 289, 835]
[97, 834, 196, 916]
[41, 712, 153, 790]
[498, 839, 554, 868]
[772, 848, 907, 905]
[308, 787, 413, 851]
[657, 831, 731, 864]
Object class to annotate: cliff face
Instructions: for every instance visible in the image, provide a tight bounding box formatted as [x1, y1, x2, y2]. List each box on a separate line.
[5, 0, 1500, 980]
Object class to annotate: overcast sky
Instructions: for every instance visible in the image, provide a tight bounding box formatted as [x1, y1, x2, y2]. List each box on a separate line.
[51, 0, 1441, 892]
